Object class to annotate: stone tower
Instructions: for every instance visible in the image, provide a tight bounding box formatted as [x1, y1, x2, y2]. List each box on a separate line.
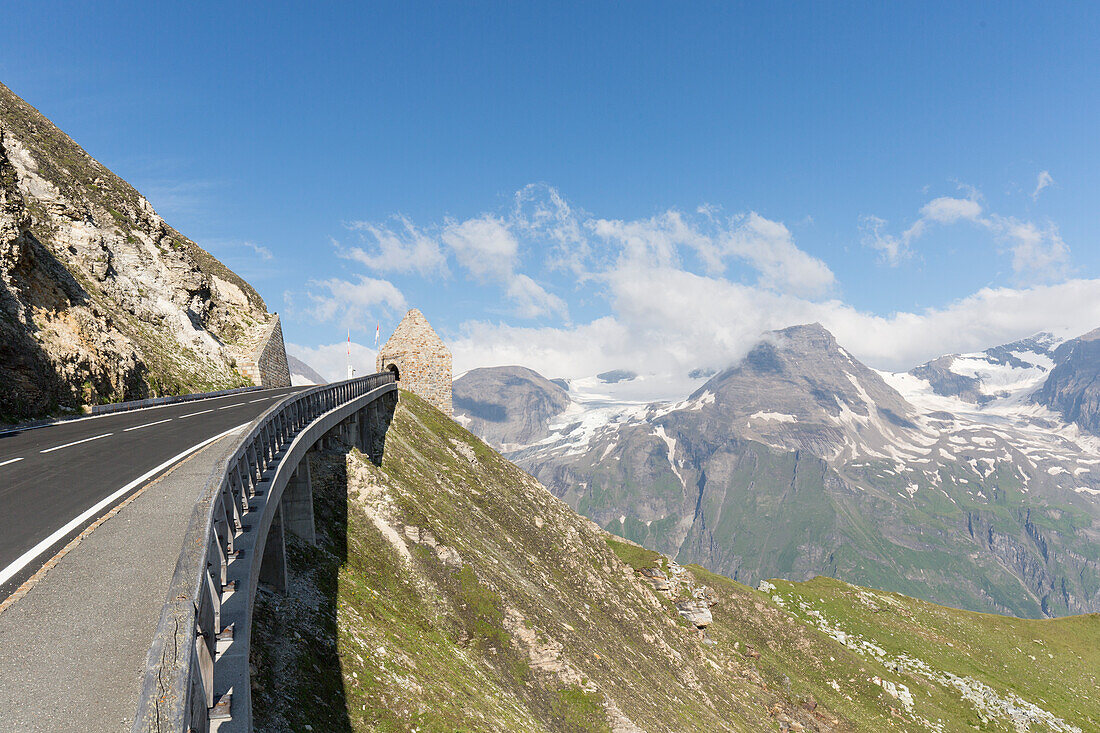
[376, 308, 453, 415]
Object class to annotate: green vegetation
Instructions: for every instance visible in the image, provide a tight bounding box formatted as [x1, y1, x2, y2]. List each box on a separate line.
[252, 391, 1100, 732]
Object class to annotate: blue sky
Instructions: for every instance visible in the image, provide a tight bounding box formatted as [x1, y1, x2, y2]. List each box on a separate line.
[5, 2, 1100, 390]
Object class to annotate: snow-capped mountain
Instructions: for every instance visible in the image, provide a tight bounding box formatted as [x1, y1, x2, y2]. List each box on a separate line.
[454, 324, 1100, 618]
[1035, 327, 1100, 436]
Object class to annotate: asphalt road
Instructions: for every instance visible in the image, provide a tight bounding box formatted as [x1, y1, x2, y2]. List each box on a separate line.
[0, 385, 306, 599]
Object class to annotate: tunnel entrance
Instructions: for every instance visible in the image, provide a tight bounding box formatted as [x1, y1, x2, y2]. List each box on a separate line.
[386, 363, 400, 381]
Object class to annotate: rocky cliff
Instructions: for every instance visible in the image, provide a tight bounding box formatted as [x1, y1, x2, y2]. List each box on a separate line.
[1034, 327, 1100, 436]
[0, 81, 281, 422]
[250, 390, 1100, 732]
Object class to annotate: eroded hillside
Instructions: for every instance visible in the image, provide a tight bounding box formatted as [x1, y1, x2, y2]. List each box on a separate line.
[251, 390, 1100, 732]
[0, 81, 277, 421]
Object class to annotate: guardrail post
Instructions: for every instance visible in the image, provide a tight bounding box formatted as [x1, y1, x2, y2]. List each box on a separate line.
[260, 425, 273, 465]
[231, 461, 249, 515]
[247, 444, 260, 488]
[281, 457, 316, 545]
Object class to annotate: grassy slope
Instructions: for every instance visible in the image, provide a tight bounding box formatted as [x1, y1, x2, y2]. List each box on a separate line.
[586, 428, 1095, 619]
[252, 391, 1100, 732]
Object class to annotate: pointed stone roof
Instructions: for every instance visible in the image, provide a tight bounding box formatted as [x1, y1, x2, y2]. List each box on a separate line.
[376, 308, 452, 415]
[380, 308, 448, 355]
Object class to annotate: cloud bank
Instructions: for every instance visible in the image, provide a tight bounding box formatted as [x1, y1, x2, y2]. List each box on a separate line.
[289, 183, 1098, 397]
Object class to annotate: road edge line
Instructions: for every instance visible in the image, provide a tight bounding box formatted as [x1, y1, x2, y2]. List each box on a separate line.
[0, 423, 247, 591]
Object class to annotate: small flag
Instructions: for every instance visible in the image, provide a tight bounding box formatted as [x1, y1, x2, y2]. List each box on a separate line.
[375, 323, 380, 349]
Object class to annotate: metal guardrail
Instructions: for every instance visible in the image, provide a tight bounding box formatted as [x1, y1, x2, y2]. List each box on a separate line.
[133, 371, 397, 732]
[89, 385, 264, 416]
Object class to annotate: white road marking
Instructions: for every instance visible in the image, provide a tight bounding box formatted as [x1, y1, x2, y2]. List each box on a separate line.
[0, 457, 24, 468]
[248, 398, 267, 403]
[123, 418, 173, 432]
[218, 402, 248, 410]
[0, 385, 296, 437]
[40, 433, 113, 454]
[178, 409, 215, 419]
[0, 422, 248, 588]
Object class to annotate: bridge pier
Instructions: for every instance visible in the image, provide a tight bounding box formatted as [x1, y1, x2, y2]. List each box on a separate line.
[133, 375, 400, 733]
[280, 456, 316, 545]
[258, 504, 287, 593]
[345, 412, 360, 451]
[361, 391, 397, 465]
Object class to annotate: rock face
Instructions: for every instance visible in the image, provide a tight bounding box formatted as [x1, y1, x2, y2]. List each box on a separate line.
[1034, 327, 1100, 435]
[476, 324, 1100, 618]
[453, 365, 570, 447]
[598, 369, 637, 384]
[908, 332, 1059, 405]
[0, 81, 282, 422]
[376, 308, 452, 415]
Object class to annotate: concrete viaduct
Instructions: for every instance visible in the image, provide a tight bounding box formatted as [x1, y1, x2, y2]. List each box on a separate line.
[0, 372, 399, 732]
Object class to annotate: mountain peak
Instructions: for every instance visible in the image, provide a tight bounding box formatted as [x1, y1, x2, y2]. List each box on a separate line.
[771, 322, 837, 349]
[777, 321, 832, 336]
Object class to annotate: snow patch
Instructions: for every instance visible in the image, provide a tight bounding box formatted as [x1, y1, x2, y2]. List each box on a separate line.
[750, 411, 797, 423]
[652, 425, 687, 491]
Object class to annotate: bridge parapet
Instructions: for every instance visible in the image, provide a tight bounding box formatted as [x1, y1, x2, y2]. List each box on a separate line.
[132, 372, 398, 732]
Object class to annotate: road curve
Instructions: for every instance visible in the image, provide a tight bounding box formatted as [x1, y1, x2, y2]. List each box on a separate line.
[0, 385, 307, 599]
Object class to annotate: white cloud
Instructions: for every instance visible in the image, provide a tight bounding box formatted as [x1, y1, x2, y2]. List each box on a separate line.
[724, 212, 835, 296]
[860, 215, 909, 266]
[591, 208, 835, 297]
[918, 196, 984, 225]
[301, 275, 406, 331]
[512, 183, 590, 276]
[864, 194, 986, 266]
[1032, 170, 1054, 200]
[440, 213, 567, 318]
[590, 211, 701, 271]
[240, 241, 273, 261]
[343, 216, 448, 276]
[864, 188, 1069, 280]
[992, 217, 1068, 281]
[286, 341, 379, 383]
[440, 214, 519, 281]
[506, 274, 569, 319]
[308, 184, 1091, 401]
[453, 271, 1100, 386]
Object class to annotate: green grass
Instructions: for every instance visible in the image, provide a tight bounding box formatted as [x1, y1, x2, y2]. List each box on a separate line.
[252, 391, 1100, 733]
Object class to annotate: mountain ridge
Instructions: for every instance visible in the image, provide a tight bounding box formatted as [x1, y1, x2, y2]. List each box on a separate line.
[454, 324, 1100, 618]
[252, 388, 1100, 732]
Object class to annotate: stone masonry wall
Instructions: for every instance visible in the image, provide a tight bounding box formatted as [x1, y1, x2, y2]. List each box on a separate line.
[242, 315, 291, 388]
[376, 309, 452, 415]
